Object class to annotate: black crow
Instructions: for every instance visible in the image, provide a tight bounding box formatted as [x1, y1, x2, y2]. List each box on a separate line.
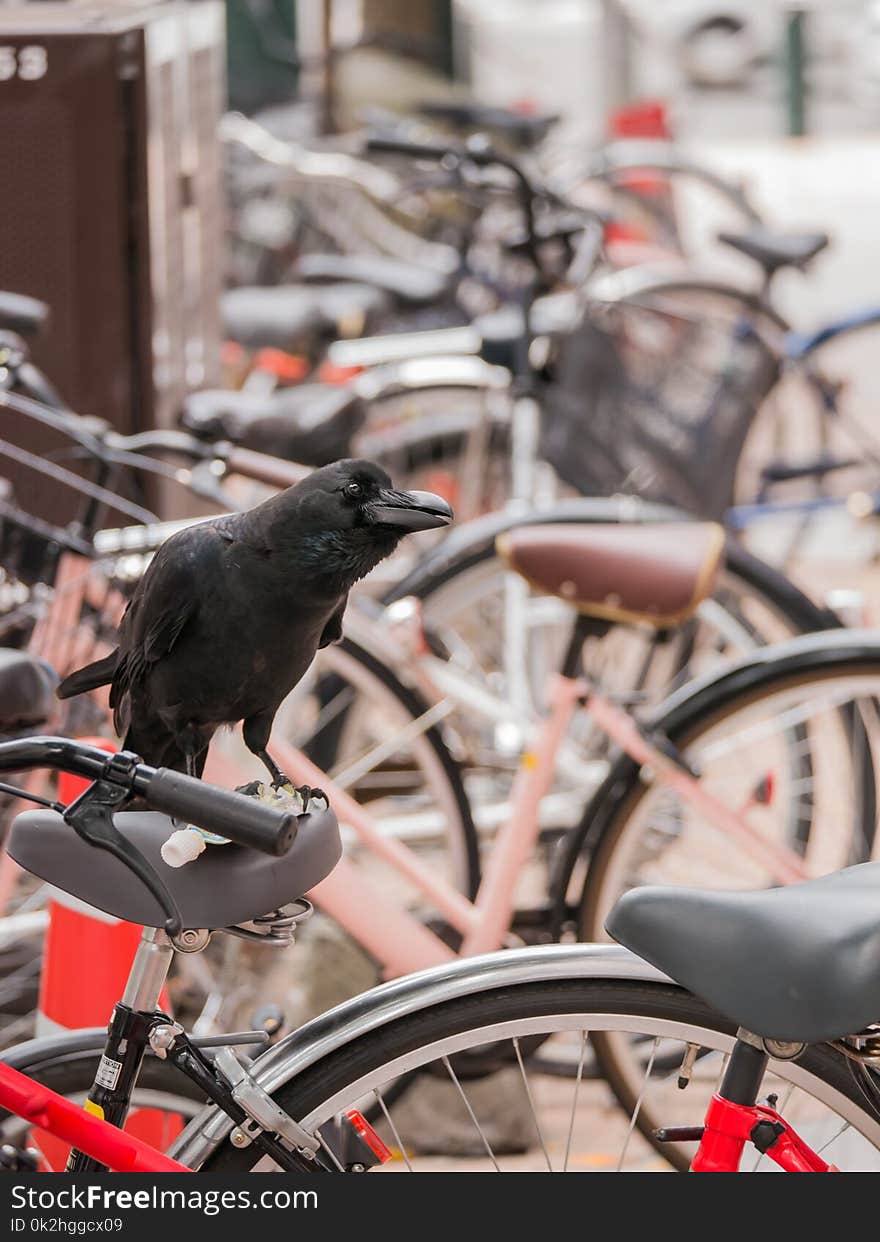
[56, 459, 452, 790]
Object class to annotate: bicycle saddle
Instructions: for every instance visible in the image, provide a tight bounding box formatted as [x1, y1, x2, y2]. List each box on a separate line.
[0, 291, 48, 337]
[181, 384, 366, 465]
[718, 228, 830, 274]
[7, 807, 341, 931]
[295, 255, 452, 307]
[0, 650, 57, 733]
[607, 862, 880, 1044]
[496, 521, 724, 627]
[416, 100, 560, 148]
[222, 283, 389, 350]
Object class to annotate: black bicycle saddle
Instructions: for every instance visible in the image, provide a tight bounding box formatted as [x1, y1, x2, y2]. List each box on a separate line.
[608, 862, 880, 1043]
[181, 383, 366, 464]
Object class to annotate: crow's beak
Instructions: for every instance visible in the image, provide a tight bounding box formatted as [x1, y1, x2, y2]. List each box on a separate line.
[371, 488, 454, 532]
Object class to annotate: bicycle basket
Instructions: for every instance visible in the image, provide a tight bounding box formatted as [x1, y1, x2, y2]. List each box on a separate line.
[540, 299, 780, 518]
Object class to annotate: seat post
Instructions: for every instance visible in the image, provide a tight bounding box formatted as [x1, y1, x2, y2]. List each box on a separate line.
[121, 925, 175, 1013]
[719, 1037, 768, 1106]
[66, 927, 177, 1173]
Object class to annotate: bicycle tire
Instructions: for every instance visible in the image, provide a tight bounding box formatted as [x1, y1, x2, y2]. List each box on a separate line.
[196, 978, 880, 1172]
[574, 635, 880, 946]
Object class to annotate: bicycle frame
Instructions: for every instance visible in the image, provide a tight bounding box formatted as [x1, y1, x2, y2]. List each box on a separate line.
[0, 1059, 187, 1172]
[255, 661, 810, 977]
[690, 1093, 835, 1172]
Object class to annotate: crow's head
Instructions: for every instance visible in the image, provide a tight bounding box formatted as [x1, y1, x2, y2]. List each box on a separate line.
[272, 459, 453, 590]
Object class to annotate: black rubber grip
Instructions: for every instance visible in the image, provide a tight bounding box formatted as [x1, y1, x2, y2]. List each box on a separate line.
[365, 133, 461, 163]
[145, 769, 299, 856]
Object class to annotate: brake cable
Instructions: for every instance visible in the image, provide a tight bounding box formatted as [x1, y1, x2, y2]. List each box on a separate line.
[0, 780, 64, 811]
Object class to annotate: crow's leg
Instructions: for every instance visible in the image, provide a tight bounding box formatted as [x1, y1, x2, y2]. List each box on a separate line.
[242, 712, 289, 787]
[242, 713, 326, 809]
[256, 748, 287, 787]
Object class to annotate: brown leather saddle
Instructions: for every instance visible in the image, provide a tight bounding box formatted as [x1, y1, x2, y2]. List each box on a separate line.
[496, 522, 725, 628]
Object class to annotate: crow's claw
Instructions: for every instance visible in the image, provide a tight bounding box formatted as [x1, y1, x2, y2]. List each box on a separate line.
[235, 780, 264, 797]
[292, 784, 328, 813]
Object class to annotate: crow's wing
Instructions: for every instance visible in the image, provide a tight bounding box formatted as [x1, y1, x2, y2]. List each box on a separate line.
[109, 527, 211, 731]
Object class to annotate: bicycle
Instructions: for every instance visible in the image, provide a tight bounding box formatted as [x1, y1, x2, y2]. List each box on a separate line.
[1, 737, 878, 1173]
[11, 615, 879, 1162]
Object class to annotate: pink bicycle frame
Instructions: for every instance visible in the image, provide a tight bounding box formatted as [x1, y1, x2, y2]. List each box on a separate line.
[256, 671, 809, 977]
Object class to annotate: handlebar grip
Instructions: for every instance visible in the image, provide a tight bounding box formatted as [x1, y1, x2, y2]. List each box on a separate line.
[145, 769, 300, 856]
[365, 133, 462, 163]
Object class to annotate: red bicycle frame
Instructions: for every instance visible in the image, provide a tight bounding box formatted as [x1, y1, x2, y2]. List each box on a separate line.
[691, 1094, 837, 1172]
[0, 1060, 188, 1172]
[0, 1056, 839, 1175]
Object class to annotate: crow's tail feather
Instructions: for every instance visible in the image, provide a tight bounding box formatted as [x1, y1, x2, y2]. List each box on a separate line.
[56, 651, 118, 700]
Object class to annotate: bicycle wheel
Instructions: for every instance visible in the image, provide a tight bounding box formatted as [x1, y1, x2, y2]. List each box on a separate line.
[576, 636, 880, 947]
[0, 1030, 206, 1171]
[403, 528, 840, 852]
[195, 979, 880, 1172]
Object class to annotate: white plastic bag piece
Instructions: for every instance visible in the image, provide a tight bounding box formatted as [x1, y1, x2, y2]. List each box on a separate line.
[161, 828, 208, 868]
[161, 824, 230, 867]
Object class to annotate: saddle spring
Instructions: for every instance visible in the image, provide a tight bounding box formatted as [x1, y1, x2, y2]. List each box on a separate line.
[224, 898, 313, 948]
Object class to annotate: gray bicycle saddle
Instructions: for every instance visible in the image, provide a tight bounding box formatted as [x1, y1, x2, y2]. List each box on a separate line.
[7, 808, 341, 930]
[607, 862, 880, 1044]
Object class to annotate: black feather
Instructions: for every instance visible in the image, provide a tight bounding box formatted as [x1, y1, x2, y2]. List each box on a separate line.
[55, 460, 450, 778]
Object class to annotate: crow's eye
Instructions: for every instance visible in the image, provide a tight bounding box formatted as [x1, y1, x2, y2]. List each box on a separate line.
[345, 481, 364, 499]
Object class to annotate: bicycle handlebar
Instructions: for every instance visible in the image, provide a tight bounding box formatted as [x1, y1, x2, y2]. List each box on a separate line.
[364, 133, 474, 165]
[364, 130, 593, 284]
[143, 768, 299, 855]
[0, 737, 300, 856]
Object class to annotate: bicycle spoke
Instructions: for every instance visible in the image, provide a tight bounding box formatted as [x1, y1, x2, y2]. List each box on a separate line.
[513, 1038, 551, 1172]
[373, 1088, 414, 1172]
[563, 1031, 588, 1173]
[316, 1131, 345, 1172]
[329, 701, 453, 790]
[615, 1037, 659, 1172]
[698, 687, 863, 763]
[441, 1055, 500, 1171]
[816, 1119, 851, 1156]
[292, 684, 356, 747]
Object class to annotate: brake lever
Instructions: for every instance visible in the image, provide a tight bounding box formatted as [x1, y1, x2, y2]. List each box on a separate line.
[62, 753, 183, 937]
